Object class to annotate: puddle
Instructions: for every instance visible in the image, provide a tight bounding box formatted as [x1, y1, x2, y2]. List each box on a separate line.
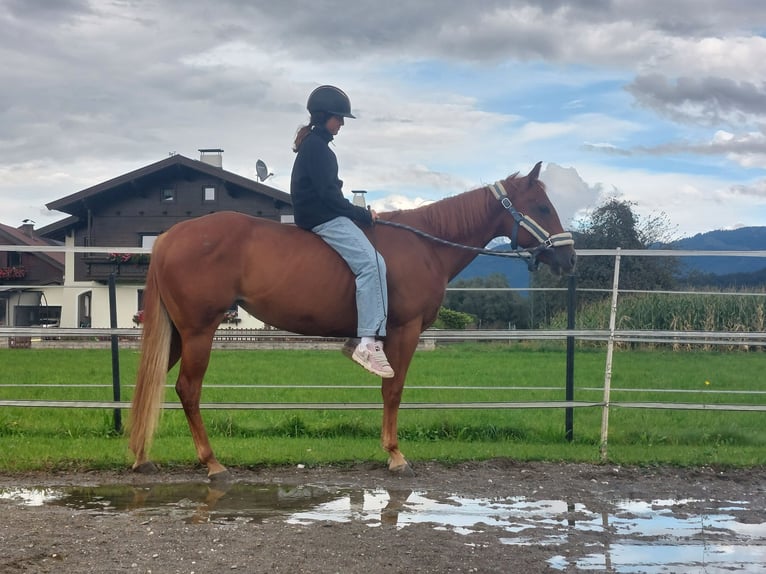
[2, 482, 765, 571]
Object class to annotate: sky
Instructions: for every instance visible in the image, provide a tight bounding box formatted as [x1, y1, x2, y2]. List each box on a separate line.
[2, 0, 765, 239]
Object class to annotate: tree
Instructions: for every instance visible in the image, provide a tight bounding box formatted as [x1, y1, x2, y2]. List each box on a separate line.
[578, 198, 677, 290]
[444, 274, 530, 329]
[531, 199, 679, 325]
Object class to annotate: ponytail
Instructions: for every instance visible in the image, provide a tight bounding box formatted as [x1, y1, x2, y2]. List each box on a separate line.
[292, 111, 331, 152]
[293, 125, 311, 152]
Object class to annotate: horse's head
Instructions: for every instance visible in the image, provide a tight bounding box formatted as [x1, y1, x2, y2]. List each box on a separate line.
[493, 162, 577, 275]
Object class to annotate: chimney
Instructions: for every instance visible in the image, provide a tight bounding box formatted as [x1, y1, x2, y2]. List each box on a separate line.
[199, 148, 224, 168]
[19, 220, 35, 237]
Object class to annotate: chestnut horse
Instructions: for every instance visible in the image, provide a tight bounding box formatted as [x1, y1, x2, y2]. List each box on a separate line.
[128, 162, 576, 479]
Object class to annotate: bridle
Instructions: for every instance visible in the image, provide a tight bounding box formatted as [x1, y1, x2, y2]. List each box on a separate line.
[488, 180, 575, 252]
[487, 180, 574, 270]
[375, 180, 574, 271]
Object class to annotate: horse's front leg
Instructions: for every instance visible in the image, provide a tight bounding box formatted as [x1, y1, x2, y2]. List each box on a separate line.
[176, 333, 230, 481]
[381, 324, 420, 475]
[381, 378, 412, 475]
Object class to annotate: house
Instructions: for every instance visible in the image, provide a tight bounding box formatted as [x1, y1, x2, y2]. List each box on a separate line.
[0, 221, 65, 328]
[30, 149, 293, 329]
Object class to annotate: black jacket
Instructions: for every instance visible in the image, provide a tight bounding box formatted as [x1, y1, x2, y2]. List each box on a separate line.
[290, 125, 373, 230]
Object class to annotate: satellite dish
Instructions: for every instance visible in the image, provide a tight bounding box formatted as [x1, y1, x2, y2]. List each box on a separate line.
[255, 159, 274, 182]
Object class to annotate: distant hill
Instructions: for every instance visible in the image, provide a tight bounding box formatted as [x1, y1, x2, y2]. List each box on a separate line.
[454, 245, 531, 290]
[454, 227, 766, 287]
[671, 227, 766, 276]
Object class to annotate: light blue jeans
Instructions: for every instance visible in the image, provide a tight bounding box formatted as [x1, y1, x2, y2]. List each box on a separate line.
[312, 216, 388, 337]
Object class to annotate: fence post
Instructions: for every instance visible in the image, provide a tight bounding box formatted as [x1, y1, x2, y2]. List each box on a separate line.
[108, 273, 122, 433]
[565, 273, 576, 441]
[599, 249, 621, 461]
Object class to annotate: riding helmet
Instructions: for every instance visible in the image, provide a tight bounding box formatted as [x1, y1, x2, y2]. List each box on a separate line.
[306, 85, 356, 118]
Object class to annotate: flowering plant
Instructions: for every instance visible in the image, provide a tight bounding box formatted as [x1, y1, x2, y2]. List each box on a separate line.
[0, 266, 26, 280]
[108, 253, 150, 264]
[108, 253, 133, 263]
[132, 310, 145, 325]
[222, 310, 240, 323]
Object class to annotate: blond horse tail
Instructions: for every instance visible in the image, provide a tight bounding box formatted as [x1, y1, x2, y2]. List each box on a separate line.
[128, 261, 171, 464]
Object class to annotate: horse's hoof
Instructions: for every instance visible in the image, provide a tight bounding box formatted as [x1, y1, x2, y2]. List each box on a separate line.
[389, 461, 416, 477]
[132, 461, 160, 474]
[208, 469, 232, 483]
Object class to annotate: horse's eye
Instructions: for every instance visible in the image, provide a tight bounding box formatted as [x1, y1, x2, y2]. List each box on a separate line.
[537, 205, 551, 216]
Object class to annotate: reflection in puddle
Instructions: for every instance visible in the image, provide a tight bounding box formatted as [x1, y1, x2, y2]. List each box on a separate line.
[2, 482, 765, 571]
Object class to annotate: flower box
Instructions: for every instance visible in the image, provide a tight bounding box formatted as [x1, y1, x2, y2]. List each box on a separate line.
[0, 266, 26, 280]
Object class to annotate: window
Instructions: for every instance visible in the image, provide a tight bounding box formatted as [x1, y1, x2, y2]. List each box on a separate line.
[14, 305, 61, 327]
[161, 188, 175, 202]
[7, 251, 22, 267]
[141, 235, 158, 249]
[78, 291, 91, 328]
[203, 186, 216, 201]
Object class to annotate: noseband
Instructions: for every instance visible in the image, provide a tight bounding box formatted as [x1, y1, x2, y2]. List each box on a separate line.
[488, 181, 574, 270]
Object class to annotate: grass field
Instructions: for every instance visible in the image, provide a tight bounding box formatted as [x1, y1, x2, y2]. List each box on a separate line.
[1, 343, 764, 471]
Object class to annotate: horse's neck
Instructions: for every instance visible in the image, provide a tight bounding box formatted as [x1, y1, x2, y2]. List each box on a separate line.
[421, 188, 499, 246]
[409, 187, 502, 279]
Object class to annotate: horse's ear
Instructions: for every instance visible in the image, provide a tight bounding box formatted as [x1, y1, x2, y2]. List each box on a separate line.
[527, 162, 543, 186]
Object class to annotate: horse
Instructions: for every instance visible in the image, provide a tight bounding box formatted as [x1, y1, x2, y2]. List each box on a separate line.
[128, 161, 576, 480]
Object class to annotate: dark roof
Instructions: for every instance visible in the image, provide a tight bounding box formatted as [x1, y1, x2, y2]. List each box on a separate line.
[46, 154, 291, 216]
[0, 222, 65, 268]
[36, 215, 80, 243]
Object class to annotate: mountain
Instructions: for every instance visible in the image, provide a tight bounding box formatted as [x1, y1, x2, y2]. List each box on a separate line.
[454, 245, 531, 289]
[671, 227, 766, 276]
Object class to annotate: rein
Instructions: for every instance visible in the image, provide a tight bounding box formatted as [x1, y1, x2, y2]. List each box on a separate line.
[376, 181, 574, 271]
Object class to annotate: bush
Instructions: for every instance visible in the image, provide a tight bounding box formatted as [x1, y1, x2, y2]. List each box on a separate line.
[433, 307, 475, 329]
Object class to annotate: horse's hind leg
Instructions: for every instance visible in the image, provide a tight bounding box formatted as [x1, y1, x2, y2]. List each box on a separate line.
[175, 331, 229, 480]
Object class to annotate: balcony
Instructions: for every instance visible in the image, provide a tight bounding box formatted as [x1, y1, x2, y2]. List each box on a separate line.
[85, 253, 150, 282]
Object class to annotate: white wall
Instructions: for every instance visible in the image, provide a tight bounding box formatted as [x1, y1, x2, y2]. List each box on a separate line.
[18, 235, 266, 329]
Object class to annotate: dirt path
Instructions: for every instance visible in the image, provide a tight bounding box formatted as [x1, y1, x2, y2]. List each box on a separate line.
[2, 460, 765, 573]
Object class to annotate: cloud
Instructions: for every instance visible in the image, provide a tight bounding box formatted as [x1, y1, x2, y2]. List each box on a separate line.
[567, 164, 766, 236]
[583, 129, 766, 169]
[1, 0, 765, 238]
[540, 163, 603, 228]
[730, 178, 766, 199]
[4, 0, 92, 22]
[627, 74, 766, 126]
[372, 194, 434, 212]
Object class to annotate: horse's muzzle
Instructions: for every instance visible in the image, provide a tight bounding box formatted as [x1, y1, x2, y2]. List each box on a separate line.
[542, 244, 577, 276]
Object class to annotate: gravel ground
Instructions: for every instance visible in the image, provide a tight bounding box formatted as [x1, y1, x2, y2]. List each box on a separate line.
[2, 460, 766, 573]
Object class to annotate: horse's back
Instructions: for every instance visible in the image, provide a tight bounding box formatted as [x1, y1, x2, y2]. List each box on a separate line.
[152, 211, 359, 335]
[156, 211, 304, 264]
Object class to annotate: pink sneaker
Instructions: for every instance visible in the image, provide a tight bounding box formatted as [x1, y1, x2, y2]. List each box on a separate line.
[351, 341, 395, 378]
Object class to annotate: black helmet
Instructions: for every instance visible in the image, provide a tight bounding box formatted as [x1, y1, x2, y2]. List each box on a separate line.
[307, 85, 356, 118]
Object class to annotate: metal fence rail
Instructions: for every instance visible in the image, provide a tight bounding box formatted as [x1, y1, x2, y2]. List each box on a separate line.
[3, 399, 764, 412]
[0, 399, 604, 410]
[3, 327, 765, 344]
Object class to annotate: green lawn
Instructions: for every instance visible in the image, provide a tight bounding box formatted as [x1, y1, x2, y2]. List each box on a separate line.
[0, 343, 764, 471]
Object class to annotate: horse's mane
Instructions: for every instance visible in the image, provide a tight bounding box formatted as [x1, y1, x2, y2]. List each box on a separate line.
[389, 172, 526, 242]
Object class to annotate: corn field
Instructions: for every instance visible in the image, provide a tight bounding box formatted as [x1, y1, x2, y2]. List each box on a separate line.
[551, 289, 766, 350]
